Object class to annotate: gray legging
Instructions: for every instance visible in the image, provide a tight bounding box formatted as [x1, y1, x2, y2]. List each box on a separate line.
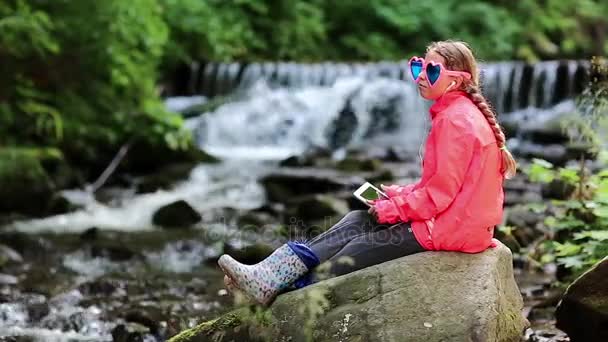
[305, 210, 426, 281]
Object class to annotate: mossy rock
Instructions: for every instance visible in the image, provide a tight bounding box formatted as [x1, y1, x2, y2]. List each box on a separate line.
[556, 256, 608, 342]
[123, 143, 219, 176]
[152, 200, 202, 229]
[169, 242, 528, 342]
[0, 147, 62, 216]
[336, 157, 382, 172]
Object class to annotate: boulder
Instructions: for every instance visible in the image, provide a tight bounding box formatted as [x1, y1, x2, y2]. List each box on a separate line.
[0, 244, 23, 267]
[112, 322, 154, 342]
[169, 242, 528, 342]
[335, 157, 382, 173]
[136, 163, 196, 194]
[541, 179, 576, 200]
[0, 148, 57, 216]
[290, 194, 350, 224]
[260, 168, 359, 203]
[555, 257, 608, 342]
[152, 200, 202, 229]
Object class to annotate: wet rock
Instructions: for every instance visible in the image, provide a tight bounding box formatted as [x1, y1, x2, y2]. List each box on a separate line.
[0, 233, 51, 260]
[541, 179, 576, 200]
[505, 205, 545, 244]
[279, 147, 332, 168]
[152, 200, 202, 229]
[122, 142, 219, 176]
[0, 148, 56, 216]
[136, 163, 195, 194]
[514, 142, 597, 166]
[91, 243, 136, 262]
[41, 311, 87, 332]
[362, 146, 416, 163]
[288, 194, 349, 226]
[237, 211, 276, 232]
[125, 310, 161, 336]
[0, 273, 18, 285]
[523, 326, 570, 342]
[513, 143, 569, 166]
[556, 256, 608, 342]
[171, 242, 528, 342]
[335, 156, 382, 172]
[1, 336, 35, 342]
[0, 244, 23, 267]
[80, 227, 100, 241]
[112, 322, 153, 342]
[27, 302, 50, 322]
[94, 186, 132, 206]
[261, 168, 357, 203]
[78, 279, 119, 297]
[47, 193, 82, 215]
[521, 112, 573, 144]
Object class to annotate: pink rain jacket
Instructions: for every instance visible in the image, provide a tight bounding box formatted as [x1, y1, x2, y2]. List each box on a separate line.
[374, 90, 504, 253]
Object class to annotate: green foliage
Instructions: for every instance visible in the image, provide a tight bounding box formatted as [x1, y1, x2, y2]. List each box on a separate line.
[160, 0, 327, 64]
[158, 0, 607, 66]
[529, 160, 608, 277]
[528, 57, 608, 279]
[0, 0, 191, 169]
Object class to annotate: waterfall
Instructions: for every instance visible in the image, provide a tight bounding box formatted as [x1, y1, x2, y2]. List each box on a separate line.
[187, 77, 428, 160]
[179, 60, 588, 110]
[173, 59, 588, 160]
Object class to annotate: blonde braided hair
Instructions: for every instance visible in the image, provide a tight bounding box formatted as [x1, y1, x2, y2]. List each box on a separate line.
[427, 40, 517, 179]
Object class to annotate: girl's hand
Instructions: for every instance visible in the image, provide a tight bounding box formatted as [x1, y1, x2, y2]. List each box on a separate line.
[367, 200, 378, 218]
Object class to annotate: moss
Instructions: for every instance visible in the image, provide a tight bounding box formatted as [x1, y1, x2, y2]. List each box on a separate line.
[336, 157, 382, 172]
[167, 309, 246, 342]
[0, 147, 64, 215]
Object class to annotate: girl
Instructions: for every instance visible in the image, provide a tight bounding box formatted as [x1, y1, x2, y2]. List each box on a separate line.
[218, 40, 517, 306]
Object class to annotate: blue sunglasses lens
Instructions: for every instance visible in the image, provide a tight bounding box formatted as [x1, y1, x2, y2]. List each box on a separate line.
[410, 61, 423, 80]
[426, 64, 441, 85]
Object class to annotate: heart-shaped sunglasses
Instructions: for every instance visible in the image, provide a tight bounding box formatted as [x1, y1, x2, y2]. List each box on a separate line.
[408, 56, 471, 87]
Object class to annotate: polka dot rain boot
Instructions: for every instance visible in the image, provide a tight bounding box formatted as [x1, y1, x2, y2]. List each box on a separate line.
[218, 243, 311, 306]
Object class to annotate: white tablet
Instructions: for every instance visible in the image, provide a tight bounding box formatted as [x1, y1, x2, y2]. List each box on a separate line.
[353, 182, 388, 206]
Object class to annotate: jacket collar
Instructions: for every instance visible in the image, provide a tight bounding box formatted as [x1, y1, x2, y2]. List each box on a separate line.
[429, 90, 468, 119]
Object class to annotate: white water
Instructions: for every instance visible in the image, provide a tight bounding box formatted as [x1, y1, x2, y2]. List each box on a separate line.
[188, 77, 429, 159]
[8, 160, 269, 233]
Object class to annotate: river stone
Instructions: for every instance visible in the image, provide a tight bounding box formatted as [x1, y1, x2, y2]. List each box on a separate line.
[112, 322, 153, 342]
[260, 168, 358, 203]
[335, 156, 382, 172]
[169, 241, 527, 342]
[291, 194, 350, 224]
[136, 163, 196, 194]
[152, 200, 202, 229]
[0, 244, 23, 266]
[555, 256, 608, 342]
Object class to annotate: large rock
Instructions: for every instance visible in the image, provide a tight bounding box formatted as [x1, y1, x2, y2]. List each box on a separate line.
[0, 148, 58, 216]
[136, 163, 196, 194]
[290, 194, 350, 224]
[169, 242, 528, 342]
[152, 200, 202, 229]
[555, 256, 608, 342]
[260, 168, 360, 203]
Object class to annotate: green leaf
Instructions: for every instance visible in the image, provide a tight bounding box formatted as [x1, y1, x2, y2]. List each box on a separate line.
[574, 230, 608, 241]
[558, 255, 585, 269]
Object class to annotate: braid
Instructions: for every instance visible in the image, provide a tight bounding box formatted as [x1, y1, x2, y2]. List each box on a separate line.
[429, 40, 518, 179]
[466, 84, 517, 179]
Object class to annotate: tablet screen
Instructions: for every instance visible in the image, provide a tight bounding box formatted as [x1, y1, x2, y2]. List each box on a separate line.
[360, 185, 383, 201]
